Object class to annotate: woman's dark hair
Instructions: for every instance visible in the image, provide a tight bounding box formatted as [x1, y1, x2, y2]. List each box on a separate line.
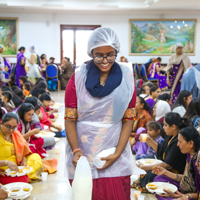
[157, 93, 171, 102]
[2, 112, 19, 124]
[18, 103, 34, 124]
[40, 54, 46, 60]
[11, 86, 19, 93]
[19, 76, 34, 88]
[140, 85, 146, 94]
[34, 105, 41, 112]
[0, 99, 5, 119]
[150, 85, 160, 95]
[157, 57, 162, 62]
[64, 57, 70, 62]
[145, 82, 154, 89]
[39, 93, 51, 102]
[31, 88, 46, 98]
[171, 90, 192, 110]
[18, 46, 25, 52]
[14, 89, 25, 100]
[1, 86, 22, 108]
[24, 97, 38, 108]
[24, 82, 32, 91]
[179, 127, 200, 152]
[184, 98, 200, 119]
[147, 121, 165, 138]
[164, 112, 189, 129]
[30, 81, 47, 96]
[2, 91, 13, 102]
[138, 96, 150, 112]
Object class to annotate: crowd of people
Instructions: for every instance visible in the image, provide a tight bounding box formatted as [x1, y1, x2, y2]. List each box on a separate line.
[0, 44, 75, 91]
[0, 26, 200, 200]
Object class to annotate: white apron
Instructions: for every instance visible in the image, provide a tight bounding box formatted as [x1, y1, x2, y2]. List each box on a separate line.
[66, 62, 135, 179]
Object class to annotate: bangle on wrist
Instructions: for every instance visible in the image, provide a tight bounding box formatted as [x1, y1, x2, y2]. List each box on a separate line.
[5, 160, 8, 166]
[73, 148, 82, 156]
[188, 194, 192, 198]
[174, 174, 179, 181]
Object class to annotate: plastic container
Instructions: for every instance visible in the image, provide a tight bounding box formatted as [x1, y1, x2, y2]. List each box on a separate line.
[93, 147, 116, 168]
[140, 134, 148, 143]
[41, 172, 48, 181]
[137, 195, 145, 200]
[72, 156, 92, 200]
[134, 191, 141, 200]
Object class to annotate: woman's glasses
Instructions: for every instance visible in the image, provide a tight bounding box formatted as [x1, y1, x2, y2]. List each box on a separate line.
[3, 124, 18, 131]
[93, 55, 117, 64]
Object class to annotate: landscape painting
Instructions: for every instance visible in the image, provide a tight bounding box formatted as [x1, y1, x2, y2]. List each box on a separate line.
[0, 17, 18, 57]
[129, 19, 196, 56]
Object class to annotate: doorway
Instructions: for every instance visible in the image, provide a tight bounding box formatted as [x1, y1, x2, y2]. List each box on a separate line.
[60, 25, 101, 66]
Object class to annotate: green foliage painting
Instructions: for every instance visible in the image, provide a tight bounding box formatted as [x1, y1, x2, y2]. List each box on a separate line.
[129, 19, 196, 56]
[0, 18, 18, 57]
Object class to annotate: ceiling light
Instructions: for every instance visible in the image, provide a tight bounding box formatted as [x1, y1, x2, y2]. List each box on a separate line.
[170, 26, 173, 28]
[175, 21, 177, 23]
[177, 26, 180, 29]
[183, 21, 185, 24]
[185, 24, 188, 26]
[144, 0, 155, 6]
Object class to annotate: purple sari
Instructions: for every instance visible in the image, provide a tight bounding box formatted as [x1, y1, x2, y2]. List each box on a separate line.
[170, 62, 184, 105]
[154, 153, 200, 200]
[149, 62, 168, 90]
[15, 52, 26, 87]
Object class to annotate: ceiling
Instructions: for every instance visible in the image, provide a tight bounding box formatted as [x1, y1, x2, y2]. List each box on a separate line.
[0, 0, 200, 14]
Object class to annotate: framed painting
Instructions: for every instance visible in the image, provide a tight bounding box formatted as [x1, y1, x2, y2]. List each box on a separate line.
[129, 19, 196, 56]
[0, 17, 18, 57]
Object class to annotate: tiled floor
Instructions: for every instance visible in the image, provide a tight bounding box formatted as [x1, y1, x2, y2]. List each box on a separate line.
[25, 91, 156, 200]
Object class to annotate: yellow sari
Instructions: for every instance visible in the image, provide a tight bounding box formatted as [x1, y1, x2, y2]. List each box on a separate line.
[0, 132, 43, 182]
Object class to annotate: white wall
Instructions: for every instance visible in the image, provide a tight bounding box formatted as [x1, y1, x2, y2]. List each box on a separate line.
[0, 12, 200, 64]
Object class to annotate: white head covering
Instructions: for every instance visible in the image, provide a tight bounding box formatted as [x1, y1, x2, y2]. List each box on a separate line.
[29, 45, 37, 53]
[174, 43, 183, 52]
[0, 45, 3, 50]
[156, 100, 171, 121]
[87, 27, 120, 57]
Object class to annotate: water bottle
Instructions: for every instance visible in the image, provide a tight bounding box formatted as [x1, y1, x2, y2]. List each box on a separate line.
[72, 156, 93, 200]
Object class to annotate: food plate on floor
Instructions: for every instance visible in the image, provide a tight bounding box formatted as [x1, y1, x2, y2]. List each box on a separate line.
[146, 182, 178, 195]
[136, 159, 163, 166]
[50, 103, 64, 109]
[5, 166, 33, 177]
[4, 182, 33, 199]
[35, 131, 56, 138]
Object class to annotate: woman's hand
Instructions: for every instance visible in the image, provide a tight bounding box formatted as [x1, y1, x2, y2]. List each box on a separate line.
[152, 166, 167, 176]
[20, 157, 27, 166]
[97, 154, 119, 170]
[73, 151, 84, 167]
[137, 161, 145, 170]
[53, 109, 58, 113]
[38, 111, 43, 119]
[130, 138, 136, 147]
[30, 128, 40, 136]
[158, 190, 178, 198]
[56, 126, 62, 132]
[167, 79, 171, 86]
[176, 191, 189, 200]
[7, 161, 19, 172]
[0, 170, 6, 177]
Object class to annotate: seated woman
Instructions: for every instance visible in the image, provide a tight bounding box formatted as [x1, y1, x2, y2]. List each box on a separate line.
[132, 112, 187, 192]
[145, 85, 162, 114]
[148, 59, 168, 90]
[135, 121, 164, 160]
[153, 100, 171, 126]
[14, 89, 25, 101]
[17, 103, 47, 158]
[153, 126, 200, 200]
[184, 98, 200, 129]
[19, 76, 34, 89]
[157, 93, 172, 105]
[0, 99, 7, 122]
[23, 82, 32, 97]
[172, 90, 192, 117]
[130, 96, 152, 147]
[38, 94, 62, 131]
[1, 91, 14, 112]
[0, 184, 8, 199]
[0, 113, 43, 184]
[139, 84, 150, 98]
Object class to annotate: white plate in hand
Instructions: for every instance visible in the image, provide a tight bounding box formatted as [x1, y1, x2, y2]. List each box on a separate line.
[136, 159, 163, 166]
[146, 182, 178, 195]
[35, 131, 56, 138]
[5, 166, 33, 177]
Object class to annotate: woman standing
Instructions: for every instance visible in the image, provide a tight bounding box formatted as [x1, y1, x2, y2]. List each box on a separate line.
[0, 45, 5, 87]
[166, 43, 191, 104]
[65, 28, 136, 199]
[15, 47, 26, 88]
[26, 45, 41, 84]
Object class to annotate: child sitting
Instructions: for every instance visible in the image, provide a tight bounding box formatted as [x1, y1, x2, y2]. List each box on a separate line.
[23, 82, 31, 97]
[136, 121, 164, 160]
[1, 91, 14, 112]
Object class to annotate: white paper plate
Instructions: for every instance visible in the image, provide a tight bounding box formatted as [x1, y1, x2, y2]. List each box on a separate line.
[35, 131, 56, 138]
[4, 182, 32, 199]
[136, 159, 163, 166]
[146, 182, 178, 195]
[5, 166, 33, 177]
[54, 137, 60, 142]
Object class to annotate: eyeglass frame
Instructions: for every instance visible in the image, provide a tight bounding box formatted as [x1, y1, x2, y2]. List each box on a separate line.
[2, 124, 18, 131]
[93, 55, 117, 64]
[26, 113, 34, 118]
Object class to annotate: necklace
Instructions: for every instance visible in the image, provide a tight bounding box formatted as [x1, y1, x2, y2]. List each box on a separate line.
[0, 128, 13, 143]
